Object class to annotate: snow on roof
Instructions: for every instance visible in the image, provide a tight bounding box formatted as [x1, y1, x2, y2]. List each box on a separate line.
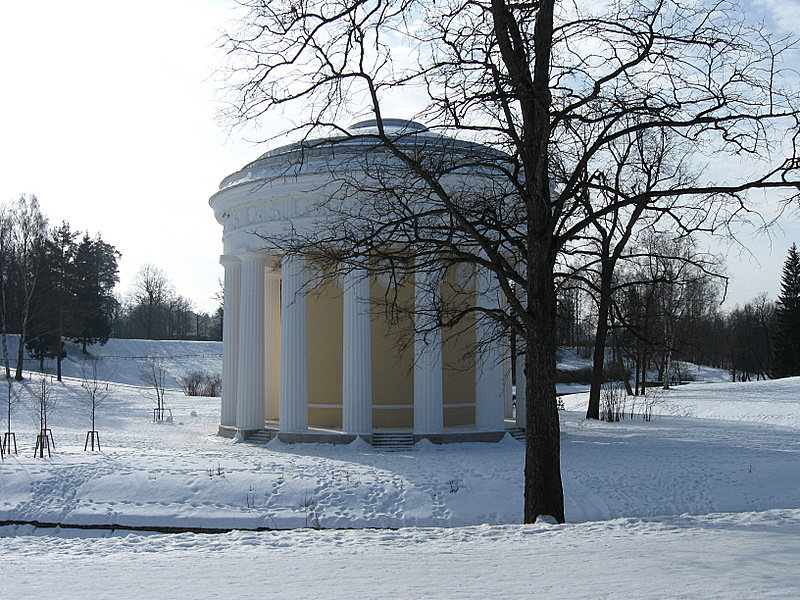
[217, 119, 509, 190]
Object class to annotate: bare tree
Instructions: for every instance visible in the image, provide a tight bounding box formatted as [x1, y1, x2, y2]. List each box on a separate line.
[2, 377, 19, 455]
[80, 359, 113, 450]
[562, 126, 706, 417]
[6, 195, 48, 380]
[31, 375, 57, 458]
[0, 206, 13, 380]
[221, 0, 800, 523]
[140, 354, 171, 422]
[613, 231, 725, 389]
[726, 293, 776, 381]
[131, 264, 174, 340]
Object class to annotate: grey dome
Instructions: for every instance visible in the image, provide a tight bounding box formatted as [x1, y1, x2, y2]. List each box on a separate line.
[218, 119, 506, 191]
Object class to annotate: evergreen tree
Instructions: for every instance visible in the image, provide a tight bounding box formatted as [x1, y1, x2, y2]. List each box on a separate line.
[26, 223, 77, 377]
[773, 243, 800, 377]
[25, 263, 63, 371]
[69, 234, 120, 352]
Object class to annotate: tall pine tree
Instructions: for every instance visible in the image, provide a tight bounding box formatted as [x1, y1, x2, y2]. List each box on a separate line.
[70, 234, 120, 352]
[773, 243, 800, 377]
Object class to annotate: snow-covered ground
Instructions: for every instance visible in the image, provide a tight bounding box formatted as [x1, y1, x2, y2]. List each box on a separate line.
[1, 339, 800, 598]
[1, 335, 222, 389]
[4, 510, 800, 599]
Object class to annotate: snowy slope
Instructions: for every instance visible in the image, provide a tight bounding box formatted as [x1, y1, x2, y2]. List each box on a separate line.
[0, 373, 799, 529]
[561, 376, 800, 428]
[1, 336, 222, 389]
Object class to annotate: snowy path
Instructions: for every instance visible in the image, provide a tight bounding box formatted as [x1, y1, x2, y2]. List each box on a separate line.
[3, 509, 800, 599]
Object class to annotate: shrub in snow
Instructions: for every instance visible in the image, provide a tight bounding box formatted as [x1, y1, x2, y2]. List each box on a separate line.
[179, 370, 222, 397]
[600, 382, 626, 422]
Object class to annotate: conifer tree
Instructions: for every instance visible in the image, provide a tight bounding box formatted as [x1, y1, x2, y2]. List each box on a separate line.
[26, 223, 77, 378]
[773, 244, 800, 377]
[69, 234, 120, 352]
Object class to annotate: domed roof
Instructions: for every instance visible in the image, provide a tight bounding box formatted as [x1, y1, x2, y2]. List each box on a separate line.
[217, 118, 506, 191]
[348, 118, 428, 133]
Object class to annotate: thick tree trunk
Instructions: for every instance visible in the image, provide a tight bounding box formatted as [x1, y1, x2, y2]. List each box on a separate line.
[587, 259, 613, 419]
[493, 0, 563, 523]
[524, 246, 565, 524]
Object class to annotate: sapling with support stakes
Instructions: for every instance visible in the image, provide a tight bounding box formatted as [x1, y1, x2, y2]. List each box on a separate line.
[32, 375, 57, 458]
[140, 354, 172, 422]
[2, 376, 18, 455]
[80, 358, 112, 451]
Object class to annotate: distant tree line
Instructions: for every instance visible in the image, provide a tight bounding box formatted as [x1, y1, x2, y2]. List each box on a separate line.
[557, 236, 800, 397]
[648, 243, 800, 382]
[111, 264, 222, 341]
[0, 194, 119, 380]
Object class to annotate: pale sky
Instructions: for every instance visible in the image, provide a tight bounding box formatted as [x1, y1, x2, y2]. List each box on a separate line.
[1, 0, 798, 314]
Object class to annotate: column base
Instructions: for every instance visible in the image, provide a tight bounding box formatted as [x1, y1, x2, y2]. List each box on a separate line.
[218, 424, 517, 445]
[218, 425, 263, 441]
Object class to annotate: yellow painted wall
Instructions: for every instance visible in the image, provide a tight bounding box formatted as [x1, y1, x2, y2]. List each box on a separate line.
[442, 265, 476, 427]
[306, 277, 343, 428]
[370, 274, 414, 428]
[444, 405, 475, 426]
[300, 264, 479, 431]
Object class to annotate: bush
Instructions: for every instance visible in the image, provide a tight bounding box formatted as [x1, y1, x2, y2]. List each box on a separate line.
[179, 370, 222, 397]
[600, 382, 626, 422]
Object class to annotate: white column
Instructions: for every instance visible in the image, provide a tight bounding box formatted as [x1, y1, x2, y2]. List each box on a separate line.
[236, 253, 267, 431]
[414, 265, 443, 434]
[504, 337, 514, 419]
[264, 268, 281, 421]
[475, 265, 505, 431]
[342, 267, 372, 434]
[500, 289, 513, 420]
[516, 348, 527, 427]
[515, 277, 527, 428]
[279, 255, 308, 433]
[220, 255, 241, 428]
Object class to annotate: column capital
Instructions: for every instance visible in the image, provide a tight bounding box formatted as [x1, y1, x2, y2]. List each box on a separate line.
[219, 254, 242, 267]
[238, 251, 269, 263]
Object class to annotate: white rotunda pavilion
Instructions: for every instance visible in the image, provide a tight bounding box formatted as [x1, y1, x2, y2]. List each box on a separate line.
[209, 119, 525, 443]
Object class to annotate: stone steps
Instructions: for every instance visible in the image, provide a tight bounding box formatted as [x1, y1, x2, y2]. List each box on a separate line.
[371, 432, 416, 451]
[506, 427, 526, 442]
[246, 430, 275, 445]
